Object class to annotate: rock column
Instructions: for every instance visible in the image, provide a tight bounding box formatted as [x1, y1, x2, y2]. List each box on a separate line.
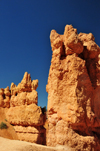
[46, 25, 100, 150]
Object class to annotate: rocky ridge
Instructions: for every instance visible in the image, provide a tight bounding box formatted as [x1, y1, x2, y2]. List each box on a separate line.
[0, 72, 46, 145]
[46, 25, 100, 150]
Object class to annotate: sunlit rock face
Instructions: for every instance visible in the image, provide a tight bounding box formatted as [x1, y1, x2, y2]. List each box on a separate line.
[0, 72, 46, 145]
[46, 25, 100, 150]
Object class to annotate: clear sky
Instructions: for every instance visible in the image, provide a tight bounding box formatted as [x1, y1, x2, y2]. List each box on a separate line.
[0, 0, 100, 107]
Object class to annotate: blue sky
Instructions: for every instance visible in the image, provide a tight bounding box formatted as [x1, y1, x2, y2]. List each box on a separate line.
[0, 0, 100, 107]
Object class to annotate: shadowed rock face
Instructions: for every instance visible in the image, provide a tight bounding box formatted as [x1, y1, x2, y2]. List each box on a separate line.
[46, 25, 100, 150]
[0, 72, 46, 145]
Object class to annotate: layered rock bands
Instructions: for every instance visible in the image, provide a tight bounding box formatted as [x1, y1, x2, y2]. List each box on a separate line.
[46, 25, 100, 150]
[0, 72, 46, 145]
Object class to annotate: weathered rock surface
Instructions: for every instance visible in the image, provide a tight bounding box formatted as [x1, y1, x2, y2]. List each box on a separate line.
[6, 104, 44, 126]
[0, 72, 46, 144]
[0, 87, 11, 108]
[13, 125, 45, 144]
[46, 25, 100, 150]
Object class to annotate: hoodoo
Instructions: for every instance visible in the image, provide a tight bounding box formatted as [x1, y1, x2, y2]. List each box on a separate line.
[46, 25, 100, 150]
[0, 72, 46, 145]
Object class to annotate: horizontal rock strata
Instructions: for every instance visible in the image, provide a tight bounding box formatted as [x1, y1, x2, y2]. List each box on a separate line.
[13, 126, 45, 144]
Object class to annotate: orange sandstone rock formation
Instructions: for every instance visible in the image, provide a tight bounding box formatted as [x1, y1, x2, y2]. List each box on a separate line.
[46, 25, 100, 150]
[0, 72, 46, 145]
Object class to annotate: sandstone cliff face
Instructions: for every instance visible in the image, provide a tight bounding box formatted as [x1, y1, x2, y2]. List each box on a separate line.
[46, 25, 100, 150]
[0, 72, 46, 145]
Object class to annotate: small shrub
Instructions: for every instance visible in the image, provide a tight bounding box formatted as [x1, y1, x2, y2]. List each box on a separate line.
[0, 122, 8, 129]
[5, 119, 7, 122]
